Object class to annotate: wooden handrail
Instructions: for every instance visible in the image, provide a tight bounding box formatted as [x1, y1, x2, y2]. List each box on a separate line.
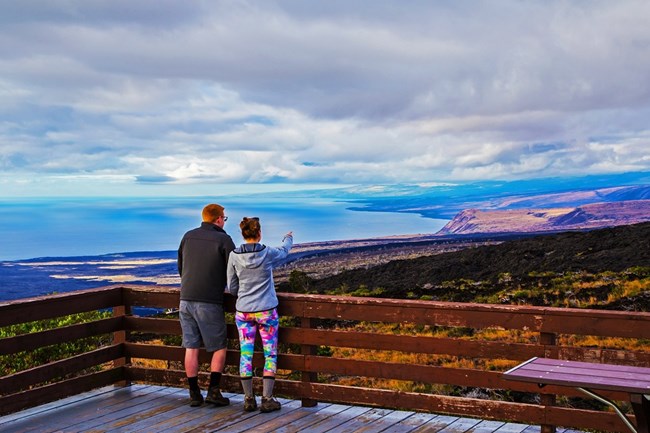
[1, 284, 649, 432]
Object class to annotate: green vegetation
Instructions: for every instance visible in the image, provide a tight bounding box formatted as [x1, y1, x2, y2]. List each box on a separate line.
[0, 310, 112, 376]
[474, 267, 650, 308]
[281, 222, 650, 311]
[287, 266, 650, 310]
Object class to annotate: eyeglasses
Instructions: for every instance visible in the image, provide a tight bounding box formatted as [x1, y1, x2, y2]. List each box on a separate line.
[222, 216, 228, 221]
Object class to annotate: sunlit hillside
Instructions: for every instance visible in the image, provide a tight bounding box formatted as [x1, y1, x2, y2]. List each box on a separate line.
[280, 222, 650, 311]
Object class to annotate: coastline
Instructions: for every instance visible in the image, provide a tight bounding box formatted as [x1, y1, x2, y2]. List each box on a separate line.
[0, 196, 448, 262]
[0, 231, 492, 302]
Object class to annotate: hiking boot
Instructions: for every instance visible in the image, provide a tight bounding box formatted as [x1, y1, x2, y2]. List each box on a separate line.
[243, 395, 258, 412]
[260, 396, 281, 413]
[189, 388, 203, 407]
[205, 386, 230, 406]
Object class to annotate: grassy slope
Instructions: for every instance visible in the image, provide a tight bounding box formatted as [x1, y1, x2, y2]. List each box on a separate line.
[280, 222, 650, 310]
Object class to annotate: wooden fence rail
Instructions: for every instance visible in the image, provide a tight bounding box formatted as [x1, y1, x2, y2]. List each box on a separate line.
[1, 284, 650, 433]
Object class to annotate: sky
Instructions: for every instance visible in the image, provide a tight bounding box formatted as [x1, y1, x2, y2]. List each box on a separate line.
[1, 1, 649, 197]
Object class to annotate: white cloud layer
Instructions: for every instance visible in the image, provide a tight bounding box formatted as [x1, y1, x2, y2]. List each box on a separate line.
[1, 0, 649, 195]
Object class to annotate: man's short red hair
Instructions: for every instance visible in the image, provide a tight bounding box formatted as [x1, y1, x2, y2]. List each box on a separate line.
[202, 204, 224, 223]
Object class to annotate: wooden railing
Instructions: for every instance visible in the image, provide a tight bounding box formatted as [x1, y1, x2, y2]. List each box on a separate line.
[2, 285, 650, 432]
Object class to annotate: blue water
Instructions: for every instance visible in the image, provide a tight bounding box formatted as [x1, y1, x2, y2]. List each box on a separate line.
[0, 196, 447, 262]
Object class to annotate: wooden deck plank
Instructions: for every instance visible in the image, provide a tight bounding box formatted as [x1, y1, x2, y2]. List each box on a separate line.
[437, 416, 482, 432]
[209, 399, 303, 433]
[521, 427, 573, 433]
[350, 410, 416, 432]
[406, 414, 460, 432]
[0, 385, 162, 433]
[468, 420, 507, 432]
[380, 412, 442, 433]
[241, 402, 335, 433]
[152, 393, 249, 433]
[267, 403, 352, 433]
[105, 389, 198, 432]
[492, 422, 530, 432]
[0, 385, 119, 425]
[56, 385, 181, 433]
[301, 405, 375, 432]
[322, 407, 402, 433]
[92, 388, 188, 432]
[75, 386, 179, 432]
[0, 385, 588, 433]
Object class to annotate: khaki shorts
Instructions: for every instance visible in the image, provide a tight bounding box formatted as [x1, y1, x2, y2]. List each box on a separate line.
[179, 300, 227, 352]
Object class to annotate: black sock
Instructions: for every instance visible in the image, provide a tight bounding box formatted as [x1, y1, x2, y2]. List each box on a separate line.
[188, 376, 200, 391]
[209, 372, 222, 389]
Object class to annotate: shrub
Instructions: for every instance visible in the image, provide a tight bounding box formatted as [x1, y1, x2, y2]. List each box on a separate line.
[0, 310, 112, 376]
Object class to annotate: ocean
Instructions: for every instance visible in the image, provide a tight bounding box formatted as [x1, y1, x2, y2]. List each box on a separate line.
[0, 196, 447, 301]
[0, 196, 447, 262]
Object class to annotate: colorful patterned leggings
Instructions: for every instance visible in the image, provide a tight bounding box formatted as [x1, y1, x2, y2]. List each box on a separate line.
[235, 308, 279, 377]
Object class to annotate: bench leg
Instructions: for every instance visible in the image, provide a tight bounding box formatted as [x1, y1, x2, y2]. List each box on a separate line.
[578, 388, 638, 433]
[540, 393, 556, 433]
[631, 394, 649, 433]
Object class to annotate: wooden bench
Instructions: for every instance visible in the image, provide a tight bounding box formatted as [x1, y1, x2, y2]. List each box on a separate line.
[503, 357, 650, 433]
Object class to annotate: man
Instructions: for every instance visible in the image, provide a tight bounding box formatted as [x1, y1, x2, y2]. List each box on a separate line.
[178, 203, 235, 407]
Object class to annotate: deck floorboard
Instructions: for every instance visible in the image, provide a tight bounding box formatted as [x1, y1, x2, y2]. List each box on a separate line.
[0, 384, 586, 433]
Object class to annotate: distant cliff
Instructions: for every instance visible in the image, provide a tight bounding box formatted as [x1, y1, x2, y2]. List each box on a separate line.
[346, 182, 650, 220]
[437, 199, 650, 235]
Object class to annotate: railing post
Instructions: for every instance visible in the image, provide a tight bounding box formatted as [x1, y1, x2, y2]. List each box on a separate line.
[112, 301, 132, 387]
[540, 331, 557, 433]
[300, 316, 318, 407]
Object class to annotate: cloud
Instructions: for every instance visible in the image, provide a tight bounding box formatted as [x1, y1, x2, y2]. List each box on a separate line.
[0, 0, 649, 196]
[135, 175, 175, 184]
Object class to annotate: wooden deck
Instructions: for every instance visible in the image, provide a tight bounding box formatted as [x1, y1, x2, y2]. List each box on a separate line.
[0, 384, 586, 433]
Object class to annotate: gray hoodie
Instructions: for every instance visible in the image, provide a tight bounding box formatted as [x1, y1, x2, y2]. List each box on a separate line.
[226, 235, 293, 313]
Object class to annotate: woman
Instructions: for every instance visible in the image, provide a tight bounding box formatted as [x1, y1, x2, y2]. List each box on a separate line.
[227, 217, 293, 413]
